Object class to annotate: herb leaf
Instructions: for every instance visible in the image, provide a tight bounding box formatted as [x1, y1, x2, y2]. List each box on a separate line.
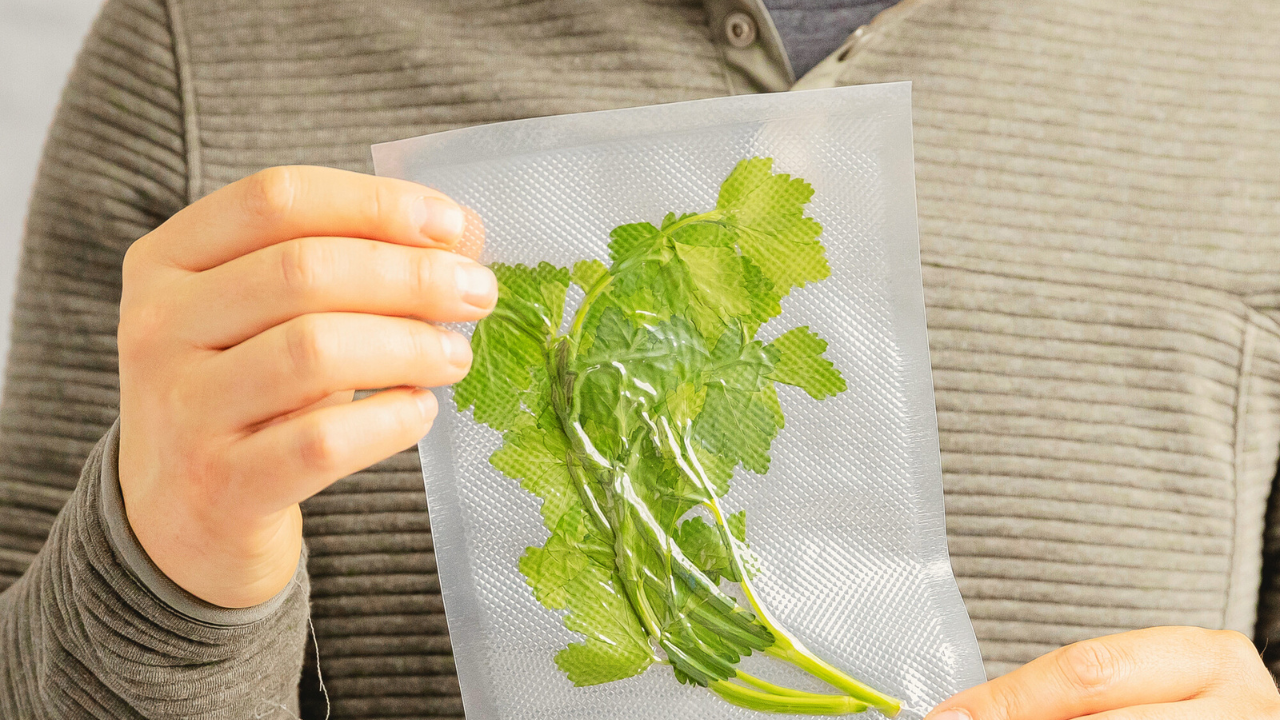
[523, 535, 655, 686]
[490, 426, 576, 534]
[570, 259, 609, 293]
[717, 157, 830, 297]
[693, 330, 785, 474]
[458, 158, 902, 716]
[675, 516, 734, 583]
[454, 262, 568, 431]
[768, 326, 849, 400]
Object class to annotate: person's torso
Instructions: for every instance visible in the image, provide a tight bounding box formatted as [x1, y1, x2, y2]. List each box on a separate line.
[156, 0, 1280, 713]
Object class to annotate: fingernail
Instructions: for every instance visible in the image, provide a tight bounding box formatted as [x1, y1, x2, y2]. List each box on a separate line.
[415, 196, 465, 244]
[414, 389, 438, 420]
[455, 262, 497, 310]
[440, 332, 473, 369]
[928, 710, 971, 720]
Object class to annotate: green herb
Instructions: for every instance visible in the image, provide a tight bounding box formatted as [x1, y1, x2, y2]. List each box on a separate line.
[456, 158, 902, 716]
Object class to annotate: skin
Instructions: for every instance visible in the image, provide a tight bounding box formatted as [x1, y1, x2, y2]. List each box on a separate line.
[117, 165, 494, 608]
[925, 626, 1280, 720]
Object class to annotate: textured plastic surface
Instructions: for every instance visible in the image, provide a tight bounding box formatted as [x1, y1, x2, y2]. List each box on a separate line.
[372, 81, 984, 719]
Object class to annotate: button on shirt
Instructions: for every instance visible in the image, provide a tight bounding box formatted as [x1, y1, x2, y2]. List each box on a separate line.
[705, 0, 908, 93]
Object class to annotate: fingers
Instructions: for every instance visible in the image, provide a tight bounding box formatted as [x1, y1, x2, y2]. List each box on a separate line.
[228, 386, 438, 514]
[257, 390, 356, 429]
[140, 166, 471, 271]
[924, 627, 1254, 720]
[1080, 698, 1219, 720]
[456, 205, 486, 261]
[178, 236, 497, 349]
[205, 312, 471, 429]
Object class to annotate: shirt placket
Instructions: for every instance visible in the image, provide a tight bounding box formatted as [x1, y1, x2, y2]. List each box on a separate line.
[704, 0, 795, 93]
[705, 0, 927, 94]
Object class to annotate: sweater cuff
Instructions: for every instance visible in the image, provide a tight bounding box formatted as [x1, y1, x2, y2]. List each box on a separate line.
[0, 422, 309, 716]
[97, 418, 303, 626]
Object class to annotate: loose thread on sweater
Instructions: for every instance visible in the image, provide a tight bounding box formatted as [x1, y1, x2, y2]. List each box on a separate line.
[311, 614, 332, 720]
[255, 615, 330, 720]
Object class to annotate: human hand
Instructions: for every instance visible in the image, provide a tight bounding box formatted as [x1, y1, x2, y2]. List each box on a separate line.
[925, 626, 1280, 720]
[117, 166, 494, 608]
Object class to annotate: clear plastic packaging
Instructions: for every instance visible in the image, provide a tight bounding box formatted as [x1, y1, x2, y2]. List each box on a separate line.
[372, 81, 984, 720]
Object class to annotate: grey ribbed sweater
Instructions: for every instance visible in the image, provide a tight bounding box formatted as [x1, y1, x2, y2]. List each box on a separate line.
[1, 0, 1278, 718]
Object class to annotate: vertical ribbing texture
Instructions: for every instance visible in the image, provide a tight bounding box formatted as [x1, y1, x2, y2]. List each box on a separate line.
[0, 0, 185, 592]
[833, 0, 1280, 677]
[1, 6, 310, 717]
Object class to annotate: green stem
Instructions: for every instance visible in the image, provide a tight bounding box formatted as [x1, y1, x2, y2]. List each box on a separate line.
[663, 208, 725, 235]
[700, 500, 903, 717]
[569, 273, 614, 346]
[709, 680, 868, 715]
[616, 512, 665, 641]
[765, 639, 902, 717]
[734, 670, 840, 700]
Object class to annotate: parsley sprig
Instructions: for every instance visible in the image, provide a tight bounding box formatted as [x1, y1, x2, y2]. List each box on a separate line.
[455, 158, 901, 715]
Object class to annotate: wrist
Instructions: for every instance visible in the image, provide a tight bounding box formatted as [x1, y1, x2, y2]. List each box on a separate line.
[124, 485, 304, 608]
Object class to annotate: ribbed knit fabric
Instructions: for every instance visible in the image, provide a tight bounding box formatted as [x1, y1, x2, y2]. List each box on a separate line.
[1, 0, 1278, 717]
[0, 0, 182, 591]
[0, 422, 309, 719]
[821, 0, 1280, 677]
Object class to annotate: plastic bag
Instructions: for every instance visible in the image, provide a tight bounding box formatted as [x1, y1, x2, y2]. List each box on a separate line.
[372, 81, 984, 720]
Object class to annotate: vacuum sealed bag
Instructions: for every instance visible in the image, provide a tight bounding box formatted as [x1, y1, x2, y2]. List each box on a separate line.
[372, 81, 984, 720]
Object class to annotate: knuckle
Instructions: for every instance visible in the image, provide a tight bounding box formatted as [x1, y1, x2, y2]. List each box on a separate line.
[369, 181, 396, 228]
[406, 323, 430, 361]
[243, 166, 301, 223]
[1214, 629, 1263, 671]
[981, 681, 1027, 720]
[1204, 630, 1280, 707]
[1055, 639, 1127, 694]
[1217, 629, 1259, 657]
[362, 239, 405, 292]
[121, 240, 147, 285]
[283, 315, 330, 379]
[278, 238, 330, 300]
[410, 248, 438, 299]
[117, 302, 168, 360]
[296, 419, 341, 472]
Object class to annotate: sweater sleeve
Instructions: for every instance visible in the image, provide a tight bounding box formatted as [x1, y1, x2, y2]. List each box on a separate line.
[0, 0, 310, 716]
[0, 422, 310, 718]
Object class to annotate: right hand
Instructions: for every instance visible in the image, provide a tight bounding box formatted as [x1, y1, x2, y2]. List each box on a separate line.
[116, 166, 495, 608]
